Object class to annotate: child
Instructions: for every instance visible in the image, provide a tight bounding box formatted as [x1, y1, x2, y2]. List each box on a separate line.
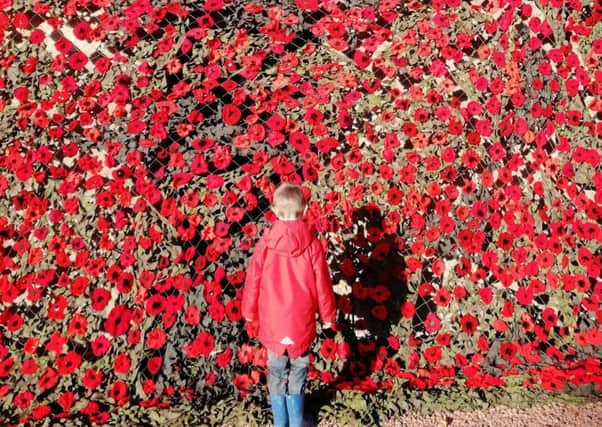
[242, 183, 336, 427]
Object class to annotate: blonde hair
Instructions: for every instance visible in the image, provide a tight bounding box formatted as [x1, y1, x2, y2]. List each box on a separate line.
[273, 183, 306, 220]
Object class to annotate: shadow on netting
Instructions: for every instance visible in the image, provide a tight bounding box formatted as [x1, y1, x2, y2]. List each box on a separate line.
[305, 204, 410, 425]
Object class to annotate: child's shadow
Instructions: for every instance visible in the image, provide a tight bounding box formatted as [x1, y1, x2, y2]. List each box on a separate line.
[306, 204, 409, 424]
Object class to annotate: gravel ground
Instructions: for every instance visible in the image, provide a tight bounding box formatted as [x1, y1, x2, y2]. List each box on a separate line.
[375, 401, 602, 427]
[310, 400, 602, 427]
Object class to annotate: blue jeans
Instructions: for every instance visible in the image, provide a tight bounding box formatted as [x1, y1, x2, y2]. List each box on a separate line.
[267, 350, 309, 396]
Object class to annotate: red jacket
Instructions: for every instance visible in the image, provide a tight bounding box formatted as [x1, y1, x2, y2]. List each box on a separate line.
[242, 219, 336, 358]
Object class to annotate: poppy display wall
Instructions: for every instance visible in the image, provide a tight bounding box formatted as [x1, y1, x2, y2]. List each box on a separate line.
[0, 0, 601, 425]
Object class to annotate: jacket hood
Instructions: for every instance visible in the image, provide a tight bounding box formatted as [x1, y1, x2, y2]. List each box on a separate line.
[264, 220, 315, 257]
